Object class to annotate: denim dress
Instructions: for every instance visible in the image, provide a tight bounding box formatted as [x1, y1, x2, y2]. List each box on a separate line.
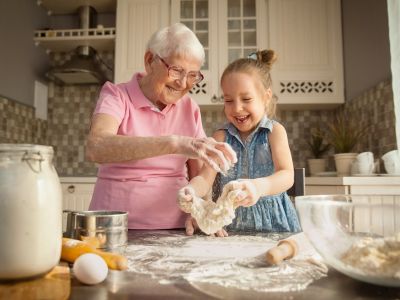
[212, 116, 301, 232]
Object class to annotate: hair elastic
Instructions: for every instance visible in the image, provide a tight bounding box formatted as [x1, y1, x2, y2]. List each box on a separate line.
[247, 52, 257, 60]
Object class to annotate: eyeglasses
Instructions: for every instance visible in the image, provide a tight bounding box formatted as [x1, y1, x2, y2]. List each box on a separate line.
[156, 55, 204, 85]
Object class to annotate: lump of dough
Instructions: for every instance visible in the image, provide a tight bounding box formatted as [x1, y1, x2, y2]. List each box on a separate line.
[188, 187, 244, 235]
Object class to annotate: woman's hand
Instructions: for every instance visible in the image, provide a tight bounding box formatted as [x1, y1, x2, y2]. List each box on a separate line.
[176, 136, 237, 174]
[224, 180, 260, 207]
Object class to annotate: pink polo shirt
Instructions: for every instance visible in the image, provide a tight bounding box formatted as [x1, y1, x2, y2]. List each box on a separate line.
[89, 73, 206, 229]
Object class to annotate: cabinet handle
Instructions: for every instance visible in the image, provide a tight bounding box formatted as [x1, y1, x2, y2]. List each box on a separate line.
[211, 94, 224, 104]
[67, 185, 75, 193]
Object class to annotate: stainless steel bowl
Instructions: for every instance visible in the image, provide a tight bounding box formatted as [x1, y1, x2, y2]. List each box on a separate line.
[63, 210, 128, 251]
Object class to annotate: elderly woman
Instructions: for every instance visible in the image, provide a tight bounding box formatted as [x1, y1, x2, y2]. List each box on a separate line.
[86, 23, 236, 235]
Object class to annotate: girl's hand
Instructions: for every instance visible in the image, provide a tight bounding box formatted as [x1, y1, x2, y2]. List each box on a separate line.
[185, 215, 199, 236]
[185, 216, 229, 237]
[225, 180, 260, 207]
[177, 186, 196, 213]
[209, 228, 229, 237]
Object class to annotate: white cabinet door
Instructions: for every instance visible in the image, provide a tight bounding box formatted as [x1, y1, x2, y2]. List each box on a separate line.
[115, 0, 170, 84]
[61, 183, 95, 211]
[268, 0, 344, 106]
[171, 0, 268, 105]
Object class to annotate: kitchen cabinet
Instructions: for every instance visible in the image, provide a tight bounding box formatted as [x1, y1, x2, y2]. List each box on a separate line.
[60, 178, 96, 211]
[269, 0, 344, 107]
[171, 0, 268, 105]
[114, 0, 170, 83]
[113, 0, 344, 107]
[34, 0, 116, 53]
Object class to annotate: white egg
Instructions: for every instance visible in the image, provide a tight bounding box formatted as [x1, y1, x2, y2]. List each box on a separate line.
[73, 253, 108, 285]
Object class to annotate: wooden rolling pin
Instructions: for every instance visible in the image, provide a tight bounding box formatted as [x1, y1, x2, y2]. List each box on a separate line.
[61, 238, 128, 271]
[265, 238, 298, 265]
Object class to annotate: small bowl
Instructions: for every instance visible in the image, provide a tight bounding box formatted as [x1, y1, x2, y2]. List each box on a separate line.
[296, 194, 400, 287]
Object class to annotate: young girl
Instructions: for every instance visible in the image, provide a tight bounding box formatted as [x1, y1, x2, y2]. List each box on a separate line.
[178, 50, 301, 236]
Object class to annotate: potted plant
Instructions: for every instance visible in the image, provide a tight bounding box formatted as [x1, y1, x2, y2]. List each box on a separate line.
[327, 112, 367, 176]
[307, 129, 331, 176]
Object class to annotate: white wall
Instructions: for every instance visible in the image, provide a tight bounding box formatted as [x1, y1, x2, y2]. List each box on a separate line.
[0, 0, 49, 106]
[387, 0, 400, 149]
[342, 0, 391, 101]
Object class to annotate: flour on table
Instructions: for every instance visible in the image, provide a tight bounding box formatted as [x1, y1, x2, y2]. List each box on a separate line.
[179, 185, 244, 235]
[126, 233, 327, 294]
[341, 233, 400, 279]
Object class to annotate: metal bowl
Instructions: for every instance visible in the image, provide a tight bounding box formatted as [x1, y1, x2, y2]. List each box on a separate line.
[63, 210, 128, 251]
[296, 194, 400, 287]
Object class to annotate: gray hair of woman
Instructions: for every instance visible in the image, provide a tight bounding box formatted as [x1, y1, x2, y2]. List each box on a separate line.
[146, 23, 205, 66]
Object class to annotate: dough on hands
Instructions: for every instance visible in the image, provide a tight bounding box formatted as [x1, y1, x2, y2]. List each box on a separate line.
[177, 186, 196, 214]
[181, 185, 244, 235]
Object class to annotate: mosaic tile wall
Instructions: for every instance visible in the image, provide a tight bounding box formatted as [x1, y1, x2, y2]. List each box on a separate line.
[0, 75, 396, 177]
[344, 79, 396, 156]
[47, 51, 113, 176]
[0, 96, 48, 145]
[47, 84, 100, 176]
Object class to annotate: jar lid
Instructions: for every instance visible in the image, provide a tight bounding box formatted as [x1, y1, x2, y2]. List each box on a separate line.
[0, 144, 54, 154]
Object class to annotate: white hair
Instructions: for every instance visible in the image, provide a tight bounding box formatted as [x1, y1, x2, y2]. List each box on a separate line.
[146, 23, 205, 65]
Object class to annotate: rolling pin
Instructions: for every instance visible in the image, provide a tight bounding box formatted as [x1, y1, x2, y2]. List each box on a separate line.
[265, 238, 299, 265]
[61, 238, 127, 270]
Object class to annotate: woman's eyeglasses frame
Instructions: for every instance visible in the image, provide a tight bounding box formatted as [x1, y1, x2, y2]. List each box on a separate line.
[156, 55, 204, 85]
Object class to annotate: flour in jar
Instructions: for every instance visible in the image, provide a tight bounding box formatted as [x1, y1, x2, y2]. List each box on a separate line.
[341, 233, 400, 278]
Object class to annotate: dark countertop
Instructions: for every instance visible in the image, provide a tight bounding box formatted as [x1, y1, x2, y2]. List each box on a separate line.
[69, 230, 400, 300]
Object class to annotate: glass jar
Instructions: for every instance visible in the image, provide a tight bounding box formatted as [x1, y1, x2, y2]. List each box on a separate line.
[0, 144, 62, 280]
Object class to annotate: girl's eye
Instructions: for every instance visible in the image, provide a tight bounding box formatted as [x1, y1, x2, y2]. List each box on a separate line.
[243, 98, 252, 102]
[224, 99, 233, 103]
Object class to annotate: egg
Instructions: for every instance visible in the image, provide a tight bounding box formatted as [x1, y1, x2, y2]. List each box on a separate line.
[73, 253, 108, 285]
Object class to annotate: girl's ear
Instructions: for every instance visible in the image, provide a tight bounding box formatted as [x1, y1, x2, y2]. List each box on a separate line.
[264, 88, 272, 101]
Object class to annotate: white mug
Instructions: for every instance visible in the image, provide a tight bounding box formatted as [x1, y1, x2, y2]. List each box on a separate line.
[382, 150, 400, 174]
[355, 152, 374, 174]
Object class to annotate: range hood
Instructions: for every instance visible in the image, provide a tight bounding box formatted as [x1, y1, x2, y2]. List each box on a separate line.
[46, 6, 110, 85]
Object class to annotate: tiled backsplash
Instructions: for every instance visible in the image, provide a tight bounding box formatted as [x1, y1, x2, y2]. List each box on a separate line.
[0, 77, 395, 176]
[0, 96, 48, 145]
[47, 84, 100, 176]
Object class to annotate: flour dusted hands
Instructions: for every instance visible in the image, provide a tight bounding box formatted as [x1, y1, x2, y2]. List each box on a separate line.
[176, 136, 237, 173]
[223, 180, 260, 207]
[177, 185, 196, 213]
[178, 186, 229, 237]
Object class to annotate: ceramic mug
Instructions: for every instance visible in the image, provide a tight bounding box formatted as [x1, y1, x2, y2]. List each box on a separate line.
[382, 150, 400, 174]
[353, 151, 374, 175]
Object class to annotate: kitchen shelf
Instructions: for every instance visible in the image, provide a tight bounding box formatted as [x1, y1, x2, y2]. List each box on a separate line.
[37, 0, 116, 14]
[34, 27, 116, 52]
